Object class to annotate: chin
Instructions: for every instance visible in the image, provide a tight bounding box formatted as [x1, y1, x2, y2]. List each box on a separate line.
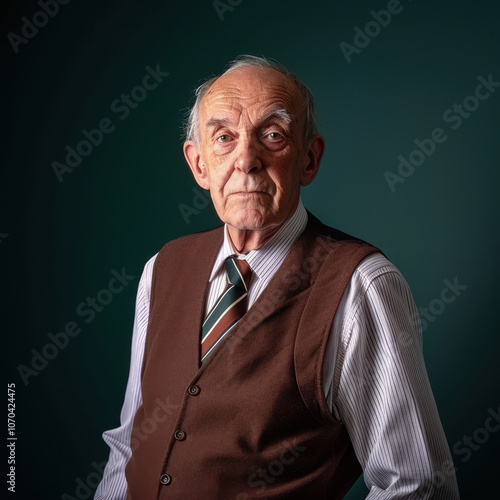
[225, 208, 277, 231]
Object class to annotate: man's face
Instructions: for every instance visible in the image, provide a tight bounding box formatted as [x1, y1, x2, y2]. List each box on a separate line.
[185, 67, 318, 232]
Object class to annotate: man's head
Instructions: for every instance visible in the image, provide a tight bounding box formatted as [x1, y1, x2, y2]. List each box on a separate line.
[183, 55, 325, 245]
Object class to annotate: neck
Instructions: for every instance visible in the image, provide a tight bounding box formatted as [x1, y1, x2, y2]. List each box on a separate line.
[226, 200, 300, 253]
[227, 224, 281, 253]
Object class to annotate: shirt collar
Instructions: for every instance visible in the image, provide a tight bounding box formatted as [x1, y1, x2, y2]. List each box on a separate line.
[209, 198, 308, 287]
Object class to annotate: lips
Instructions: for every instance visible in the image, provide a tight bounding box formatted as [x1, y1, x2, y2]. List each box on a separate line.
[230, 190, 269, 196]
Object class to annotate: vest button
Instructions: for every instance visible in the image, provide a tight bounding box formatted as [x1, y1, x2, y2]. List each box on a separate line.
[159, 474, 171, 485]
[188, 385, 200, 395]
[174, 430, 186, 441]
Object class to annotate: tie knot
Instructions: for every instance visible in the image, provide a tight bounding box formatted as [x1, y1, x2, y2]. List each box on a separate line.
[225, 257, 252, 290]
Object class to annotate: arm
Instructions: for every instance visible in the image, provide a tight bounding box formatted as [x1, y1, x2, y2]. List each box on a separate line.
[94, 255, 157, 500]
[331, 255, 459, 499]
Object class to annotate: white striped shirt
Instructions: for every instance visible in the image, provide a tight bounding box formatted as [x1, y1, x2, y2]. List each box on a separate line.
[95, 199, 459, 499]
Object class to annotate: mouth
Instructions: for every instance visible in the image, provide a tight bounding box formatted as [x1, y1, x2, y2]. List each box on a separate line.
[230, 191, 269, 196]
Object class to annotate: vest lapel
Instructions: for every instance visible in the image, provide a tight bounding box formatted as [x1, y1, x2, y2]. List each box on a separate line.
[199, 227, 318, 367]
[184, 228, 224, 368]
[144, 226, 224, 380]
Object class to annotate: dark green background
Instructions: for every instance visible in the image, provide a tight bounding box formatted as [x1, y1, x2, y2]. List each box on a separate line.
[3, 0, 499, 498]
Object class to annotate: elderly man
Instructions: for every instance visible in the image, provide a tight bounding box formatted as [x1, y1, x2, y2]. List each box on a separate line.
[95, 55, 459, 499]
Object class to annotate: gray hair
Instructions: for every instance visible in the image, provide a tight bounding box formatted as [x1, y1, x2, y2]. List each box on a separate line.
[183, 55, 319, 147]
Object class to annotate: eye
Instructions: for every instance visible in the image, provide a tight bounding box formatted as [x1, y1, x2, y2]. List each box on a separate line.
[216, 134, 231, 143]
[266, 132, 284, 141]
[261, 128, 287, 150]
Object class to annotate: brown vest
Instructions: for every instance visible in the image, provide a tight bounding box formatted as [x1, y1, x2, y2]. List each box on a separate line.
[125, 213, 379, 499]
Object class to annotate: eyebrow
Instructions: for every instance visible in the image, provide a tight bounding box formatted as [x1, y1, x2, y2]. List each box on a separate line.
[206, 117, 229, 129]
[260, 108, 293, 125]
[205, 109, 293, 130]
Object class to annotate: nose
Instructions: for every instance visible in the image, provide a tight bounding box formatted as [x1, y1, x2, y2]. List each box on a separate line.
[234, 137, 262, 174]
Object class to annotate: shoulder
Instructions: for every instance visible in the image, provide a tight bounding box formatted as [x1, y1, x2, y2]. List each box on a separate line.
[305, 212, 379, 262]
[337, 253, 420, 359]
[354, 253, 403, 288]
[137, 225, 223, 295]
[304, 213, 382, 279]
[304, 212, 413, 315]
[151, 225, 225, 274]
[346, 253, 416, 327]
[348, 252, 413, 306]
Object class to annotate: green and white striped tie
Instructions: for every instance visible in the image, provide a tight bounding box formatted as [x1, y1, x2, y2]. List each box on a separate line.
[201, 257, 252, 361]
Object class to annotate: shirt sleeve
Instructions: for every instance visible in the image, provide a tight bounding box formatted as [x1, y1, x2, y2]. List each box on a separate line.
[94, 254, 157, 500]
[331, 254, 460, 499]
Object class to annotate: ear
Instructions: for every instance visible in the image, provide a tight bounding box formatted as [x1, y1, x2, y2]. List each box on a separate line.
[183, 140, 210, 190]
[300, 134, 325, 186]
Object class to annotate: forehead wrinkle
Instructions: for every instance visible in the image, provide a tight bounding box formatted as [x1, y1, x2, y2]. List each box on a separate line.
[203, 93, 299, 129]
[207, 83, 298, 107]
[200, 69, 304, 136]
[204, 72, 300, 104]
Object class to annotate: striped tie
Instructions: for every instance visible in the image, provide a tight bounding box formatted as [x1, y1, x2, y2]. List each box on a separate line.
[201, 257, 252, 361]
